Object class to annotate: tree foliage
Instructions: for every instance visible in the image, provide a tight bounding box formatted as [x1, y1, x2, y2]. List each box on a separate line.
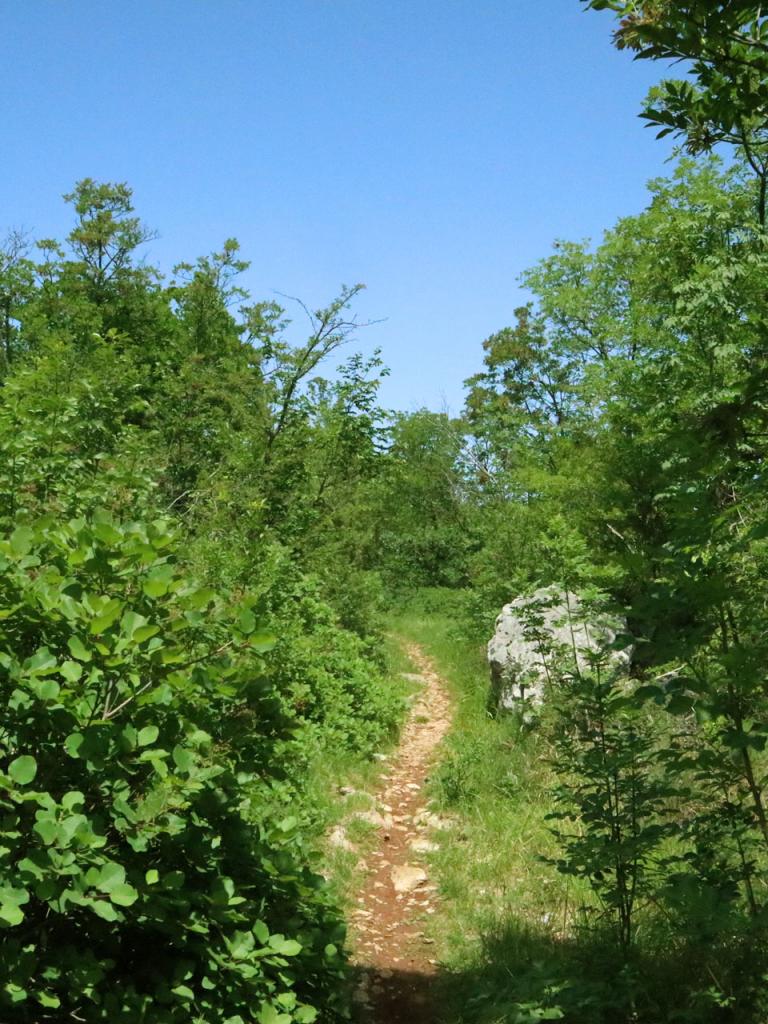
[0, 180, 406, 1023]
[449, 8, 768, 1014]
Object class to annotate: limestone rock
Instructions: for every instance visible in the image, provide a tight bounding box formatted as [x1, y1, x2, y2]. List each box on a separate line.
[488, 587, 630, 710]
[391, 864, 427, 893]
[352, 809, 394, 830]
[414, 811, 452, 830]
[328, 825, 354, 852]
[400, 673, 427, 684]
[410, 838, 439, 854]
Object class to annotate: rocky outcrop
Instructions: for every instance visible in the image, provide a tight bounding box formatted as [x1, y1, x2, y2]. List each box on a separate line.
[488, 587, 630, 710]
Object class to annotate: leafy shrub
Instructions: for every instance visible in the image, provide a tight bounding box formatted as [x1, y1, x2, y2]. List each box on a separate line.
[190, 541, 404, 766]
[0, 513, 346, 1023]
[0, 339, 160, 528]
[268, 598, 403, 755]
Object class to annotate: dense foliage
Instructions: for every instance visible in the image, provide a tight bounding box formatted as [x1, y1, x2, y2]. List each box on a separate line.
[5, 4, 768, 1021]
[424, 4, 768, 1018]
[0, 183, 405, 1022]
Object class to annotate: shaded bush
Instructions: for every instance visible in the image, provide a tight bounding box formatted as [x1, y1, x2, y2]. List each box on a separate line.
[0, 514, 346, 1022]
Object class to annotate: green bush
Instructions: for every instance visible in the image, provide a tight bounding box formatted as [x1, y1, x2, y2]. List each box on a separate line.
[191, 542, 404, 766]
[0, 513, 346, 1023]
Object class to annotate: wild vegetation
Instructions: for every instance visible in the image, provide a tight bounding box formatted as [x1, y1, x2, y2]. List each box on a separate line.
[0, 180, 410, 1022]
[3, 2, 768, 1022]
[400, 4, 768, 1020]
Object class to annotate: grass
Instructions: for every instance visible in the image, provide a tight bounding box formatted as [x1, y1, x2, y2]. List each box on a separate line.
[299, 589, 768, 1021]
[387, 594, 587, 1023]
[301, 632, 421, 914]
[386, 590, 768, 1024]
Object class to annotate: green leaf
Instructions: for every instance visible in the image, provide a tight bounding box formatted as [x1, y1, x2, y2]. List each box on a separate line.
[172, 745, 194, 773]
[60, 660, 83, 683]
[92, 521, 123, 546]
[25, 648, 57, 675]
[0, 903, 25, 926]
[258, 1006, 291, 1024]
[295, 1008, 318, 1023]
[0, 886, 29, 906]
[109, 883, 138, 907]
[32, 678, 60, 701]
[186, 587, 216, 610]
[274, 938, 301, 956]
[90, 600, 122, 634]
[142, 566, 174, 598]
[9, 755, 37, 786]
[36, 991, 61, 1009]
[91, 900, 119, 922]
[238, 608, 256, 634]
[36, 992, 61, 1009]
[33, 817, 58, 846]
[67, 636, 92, 662]
[121, 609, 148, 639]
[97, 862, 126, 892]
[134, 624, 160, 644]
[211, 876, 235, 904]
[228, 929, 255, 959]
[9, 526, 34, 556]
[17, 857, 44, 880]
[64, 732, 84, 759]
[4, 982, 27, 1003]
[250, 632, 277, 653]
[137, 725, 159, 747]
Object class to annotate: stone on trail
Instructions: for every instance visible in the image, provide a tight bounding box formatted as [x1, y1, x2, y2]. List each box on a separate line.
[400, 672, 427, 683]
[414, 811, 452, 830]
[328, 825, 354, 852]
[391, 864, 428, 893]
[410, 838, 439, 853]
[353, 809, 394, 829]
[488, 586, 631, 710]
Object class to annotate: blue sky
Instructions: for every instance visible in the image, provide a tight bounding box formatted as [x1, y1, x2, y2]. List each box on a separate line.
[2, 1, 673, 412]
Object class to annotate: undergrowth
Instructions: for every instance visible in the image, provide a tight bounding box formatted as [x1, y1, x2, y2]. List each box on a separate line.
[389, 590, 768, 1024]
[300, 633, 417, 915]
[388, 592, 576, 1022]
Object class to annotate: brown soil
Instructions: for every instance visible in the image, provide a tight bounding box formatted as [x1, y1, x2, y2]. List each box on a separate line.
[348, 642, 454, 1024]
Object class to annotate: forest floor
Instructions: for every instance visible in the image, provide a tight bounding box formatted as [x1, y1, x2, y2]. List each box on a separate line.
[347, 641, 454, 1023]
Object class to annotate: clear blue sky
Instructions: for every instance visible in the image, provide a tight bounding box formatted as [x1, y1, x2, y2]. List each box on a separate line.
[2, 1, 673, 412]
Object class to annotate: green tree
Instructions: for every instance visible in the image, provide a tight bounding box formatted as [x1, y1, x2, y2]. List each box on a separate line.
[0, 231, 35, 374]
[584, 1, 768, 221]
[64, 178, 155, 293]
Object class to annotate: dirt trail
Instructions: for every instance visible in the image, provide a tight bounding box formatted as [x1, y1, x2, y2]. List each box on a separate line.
[349, 641, 454, 1023]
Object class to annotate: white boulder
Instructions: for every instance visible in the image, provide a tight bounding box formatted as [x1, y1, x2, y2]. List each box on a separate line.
[488, 587, 630, 710]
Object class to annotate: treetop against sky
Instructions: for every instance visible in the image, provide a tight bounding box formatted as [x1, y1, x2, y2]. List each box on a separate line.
[2, 0, 672, 411]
